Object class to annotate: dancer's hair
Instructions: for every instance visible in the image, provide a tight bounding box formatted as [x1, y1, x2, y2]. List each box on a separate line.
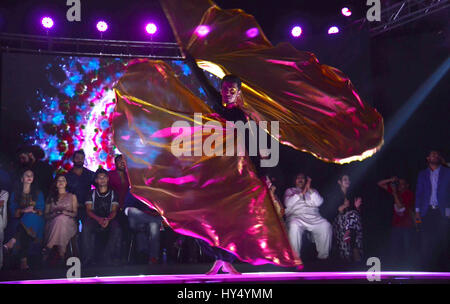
[221, 74, 242, 89]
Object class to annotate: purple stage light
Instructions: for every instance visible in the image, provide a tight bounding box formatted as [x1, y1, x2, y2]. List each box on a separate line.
[342, 7, 352, 17]
[96, 21, 108, 32]
[291, 26, 302, 38]
[195, 25, 210, 37]
[145, 23, 158, 35]
[246, 27, 259, 38]
[328, 26, 339, 35]
[41, 17, 54, 29]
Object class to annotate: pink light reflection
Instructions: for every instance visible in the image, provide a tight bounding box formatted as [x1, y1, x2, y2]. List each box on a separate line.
[159, 175, 197, 185]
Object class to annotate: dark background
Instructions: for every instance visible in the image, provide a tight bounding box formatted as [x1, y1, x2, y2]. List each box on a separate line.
[1, 0, 449, 261]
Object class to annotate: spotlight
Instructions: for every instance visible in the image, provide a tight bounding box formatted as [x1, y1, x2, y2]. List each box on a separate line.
[328, 26, 339, 35]
[145, 23, 158, 35]
[96, 21, 108, 32]
[41, 17, 54, 29]
[291, 26, 302, 38]
[195, 25, 210, 37]
[341, 7, 352, 17]
[246, 27, 259, 38]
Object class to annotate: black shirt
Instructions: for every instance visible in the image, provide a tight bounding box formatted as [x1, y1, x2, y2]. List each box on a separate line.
[66, 167, 95, 207]
[85, 189, 119, 218]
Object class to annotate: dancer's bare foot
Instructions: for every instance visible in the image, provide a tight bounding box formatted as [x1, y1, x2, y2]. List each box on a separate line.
[222, 262, 241, 275]
[205, 260, 224, 275]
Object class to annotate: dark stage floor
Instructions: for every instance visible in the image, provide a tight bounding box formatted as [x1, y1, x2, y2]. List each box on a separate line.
[1, 262, 449, 284]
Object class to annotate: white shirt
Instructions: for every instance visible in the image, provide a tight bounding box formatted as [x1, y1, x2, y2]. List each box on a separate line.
[284, 187, 326, 226]
[0, 190, 9, 231]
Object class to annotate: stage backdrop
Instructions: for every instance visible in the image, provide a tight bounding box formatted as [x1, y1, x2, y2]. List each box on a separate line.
[0, 53, 222, 172]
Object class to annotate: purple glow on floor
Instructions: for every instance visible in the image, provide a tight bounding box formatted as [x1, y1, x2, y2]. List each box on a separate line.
[2, 272, 450, 284]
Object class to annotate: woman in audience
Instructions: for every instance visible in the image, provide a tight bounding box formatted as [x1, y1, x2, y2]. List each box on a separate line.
[0, 187, 9, 270]
[3, 169, 45, 270]
[322, 174, 363, 263]
[43, 174, 78, 261]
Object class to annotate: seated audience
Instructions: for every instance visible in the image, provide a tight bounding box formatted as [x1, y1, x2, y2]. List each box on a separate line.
[124, 192, 162, 264]
[0, 188, 9, 270]
[42, 175, 78, 261]
[284, 173, 332, 260]
[3, 169, 45, 270]
[16, 146, 53, 199]
[322, 174, 363, 263]
[65, 150, 95, 221]
[81, 168, 121, 266]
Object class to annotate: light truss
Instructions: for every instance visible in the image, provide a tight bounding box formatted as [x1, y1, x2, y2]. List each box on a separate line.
[358, 0, 449, 37]
[0, 32, 184, 59]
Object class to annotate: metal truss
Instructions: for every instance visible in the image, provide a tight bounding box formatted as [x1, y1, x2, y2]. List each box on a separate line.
[0, 32, 184, 59]
[359, 0, 449, 37]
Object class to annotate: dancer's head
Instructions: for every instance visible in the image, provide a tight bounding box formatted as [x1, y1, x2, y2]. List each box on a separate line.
[220, 74, 242, 108]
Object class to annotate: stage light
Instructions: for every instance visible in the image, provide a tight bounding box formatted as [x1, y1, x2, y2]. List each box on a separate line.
[145, 23, 157, 35]
[246, 27, 259, 38]
[195, 25, 210, 37]
[342, 7, 352, 17]
[96, 21, 108, 32]
[328, 26, 339, 34]
[291, 26, 302, 38]
[41, 17, 54, 29]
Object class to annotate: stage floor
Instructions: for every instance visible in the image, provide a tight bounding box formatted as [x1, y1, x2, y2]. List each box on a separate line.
[1, 263, 449, 284]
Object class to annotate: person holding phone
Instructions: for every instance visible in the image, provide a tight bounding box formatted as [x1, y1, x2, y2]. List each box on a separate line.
[378, 176, 415, 267]
[284, 173, 332, 261]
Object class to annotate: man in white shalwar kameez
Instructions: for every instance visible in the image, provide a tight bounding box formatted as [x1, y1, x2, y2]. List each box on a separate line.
[284, 173, 332, 260]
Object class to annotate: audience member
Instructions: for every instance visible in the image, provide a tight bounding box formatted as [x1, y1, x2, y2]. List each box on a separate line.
[321, 175, 363, 263]
[123, 192, 162, 264]
[0, 188, 9, 270]
[81, 168, 121, 266]
[0, 153, 12, 192]
[3, 170, 45, 270]
[415, 150, 450, 270]
[42, 175, 78, 261]
[65, 150, 94, 221]
[108, 155, 131, 261]
[108, 155, 130, 209]
[16, 146, 53, 199]
[378, 176, 415, 267]
[284, 173, 332, 260]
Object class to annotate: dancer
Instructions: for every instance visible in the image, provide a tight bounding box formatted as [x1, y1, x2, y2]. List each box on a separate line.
[185, 52, 245, 275]
[112, 0, 383, 272]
